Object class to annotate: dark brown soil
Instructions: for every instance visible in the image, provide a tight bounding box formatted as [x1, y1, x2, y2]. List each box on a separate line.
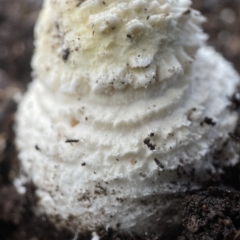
[179, 187, 240, 240]
[0, 0, 240, 239]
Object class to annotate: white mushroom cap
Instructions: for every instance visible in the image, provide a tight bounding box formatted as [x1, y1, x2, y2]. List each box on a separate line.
[15, 0, 239, 236]
[33, 0, 206, 93]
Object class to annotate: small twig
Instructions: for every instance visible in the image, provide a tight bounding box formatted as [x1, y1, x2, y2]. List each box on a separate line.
[65, 139, 79, 143]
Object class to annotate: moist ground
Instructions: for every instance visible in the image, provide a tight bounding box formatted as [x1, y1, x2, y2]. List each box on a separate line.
[0, 0, 240, 239]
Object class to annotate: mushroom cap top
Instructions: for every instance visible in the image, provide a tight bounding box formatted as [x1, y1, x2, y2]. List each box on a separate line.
[33, 0, 206, 94]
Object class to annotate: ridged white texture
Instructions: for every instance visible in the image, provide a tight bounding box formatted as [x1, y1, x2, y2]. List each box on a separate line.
[15, 0, 239, 236]
[32, 0, 206, 94]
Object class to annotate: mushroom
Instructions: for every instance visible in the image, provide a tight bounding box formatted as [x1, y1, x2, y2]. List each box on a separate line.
[15, 0, 239, 236]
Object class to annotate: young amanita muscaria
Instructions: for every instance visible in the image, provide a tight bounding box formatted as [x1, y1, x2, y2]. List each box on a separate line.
[15, 0, 239, 236]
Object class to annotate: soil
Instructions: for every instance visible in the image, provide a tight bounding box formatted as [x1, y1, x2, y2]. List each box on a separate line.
[179, 187, 240, 240]
[0, 0, 240, 239]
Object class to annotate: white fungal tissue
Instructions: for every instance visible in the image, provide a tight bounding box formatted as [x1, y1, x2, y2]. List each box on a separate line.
[15, 0, 239, 236]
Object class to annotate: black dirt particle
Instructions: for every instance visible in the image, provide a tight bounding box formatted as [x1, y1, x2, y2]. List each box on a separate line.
[150, 132, 154, 137]
[62, 48, 70, 62]
[127, 34, 132, 39]
[35, 145, 40, 151]
[229, 88, 240, 110]
[144, 138, 150, 144]
[116, 223, 121, 228]
[154, 158, 164, 169]
[143, 138, 155, 150]
[55, 22, 59, 31]
[201, 117, 216, 126]
[116, 198, 123, 203]
[81, 162, 86, 166]
[94, 184, 107, 196]
[139, 172, 147, 178]
[183, 9, 191, 15]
